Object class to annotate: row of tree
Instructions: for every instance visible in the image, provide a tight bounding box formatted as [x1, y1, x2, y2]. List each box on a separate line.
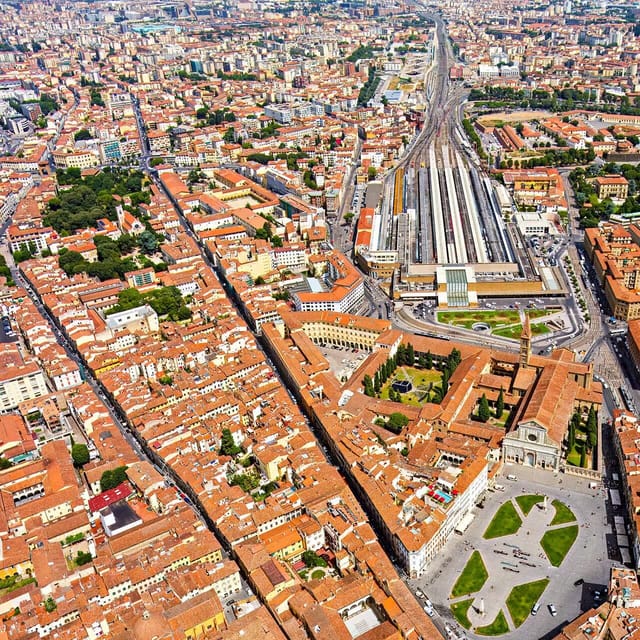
[568, 406, 598, 452]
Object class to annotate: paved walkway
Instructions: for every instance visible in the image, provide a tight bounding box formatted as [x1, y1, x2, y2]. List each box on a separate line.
[460, 498, 573, 629]
[414, 465, 613, 640]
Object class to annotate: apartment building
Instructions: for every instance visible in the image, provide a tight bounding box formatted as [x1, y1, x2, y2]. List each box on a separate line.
[0, 354, 48, 411]
[585, 223, 640, 321]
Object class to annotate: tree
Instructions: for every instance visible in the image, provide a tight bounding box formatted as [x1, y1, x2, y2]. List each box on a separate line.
[495, 388, 504, 419]
[406, 344, 415, 366]
[448, 348, 461, 371]
[138, 230, 160, 255]
[229, 471, 260, 492]
[302, 550, 327, 568]
[220, 428, 241, 456]
[441, 367, 450, 391]
[587, 405, 598, 451]
[344, 211, 355, 224]
[71, 443, 90, 467]
[74, 129, 92, 141]
[580, 445, 587, 468]
[100, 466, 128, 492]
[90, 88, 105, 107]
[149, 157, 165, 168]
[255, 222, 272, 240]
[44, 597, 57, 613]
[271, 235, 283, 248]
[387, 412, 409, 433]
[477, 394, 491, 422]
[363, 374, 374, 397]
[568, 418, 576, 450]
[75, 551, 93, 566]
[367, 166, 377, 181]
[425, 351, 433, 369]
[396, 344, 406, 366]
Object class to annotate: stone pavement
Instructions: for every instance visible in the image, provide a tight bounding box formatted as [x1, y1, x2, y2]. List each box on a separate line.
[413, 465, 615, 640]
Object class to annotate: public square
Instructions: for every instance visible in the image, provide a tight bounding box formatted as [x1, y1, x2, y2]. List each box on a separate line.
[412, 465, 619, 639]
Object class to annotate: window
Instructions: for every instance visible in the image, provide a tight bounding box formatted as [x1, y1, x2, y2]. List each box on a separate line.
[527, 433, 537, 442]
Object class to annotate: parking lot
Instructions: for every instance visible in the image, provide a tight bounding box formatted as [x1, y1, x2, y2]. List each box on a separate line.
[411, 465, 618, 640]
[320, 344, 368, 381]
[0, 314, 17, 343]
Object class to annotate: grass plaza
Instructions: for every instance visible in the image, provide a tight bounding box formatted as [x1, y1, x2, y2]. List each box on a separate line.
[448, 494, 578, 636]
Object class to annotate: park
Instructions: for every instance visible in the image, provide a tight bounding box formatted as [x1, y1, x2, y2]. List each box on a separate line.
[436, 308, 560, 340]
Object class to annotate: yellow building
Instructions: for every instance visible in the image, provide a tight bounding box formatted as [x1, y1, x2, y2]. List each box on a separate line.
[261, 521, 305, 562]
[282, 310, 391, 351]
[166, 591, 225, 639]
[595, 175, 629, 201]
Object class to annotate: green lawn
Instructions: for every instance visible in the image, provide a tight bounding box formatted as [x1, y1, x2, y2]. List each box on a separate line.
[493, 324, 524, 339]
[531, 323, 551, 335]
[475, 610, 510, 636]
[483, 501, 523, 539]
[451, 551, 489, 598]
[493, 322, 550, 340]
[566, 441, 585, 467]
[438, 309, 520, 329]
[540, 525, 579, 567]
[311, 569, 325, 580]
[550, 500, 576, 525]
[492, 410, 511, 428]
[380, 367, 443, 406]
[451, 598, 473, 629]
[506, 579, 550, 628]
[438, 308, 557, 330]
[515, 494, 544, 516]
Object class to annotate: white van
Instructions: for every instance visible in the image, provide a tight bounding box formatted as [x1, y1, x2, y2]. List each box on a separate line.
[531, 602, 540, 616]
[507, 474, 517, 481]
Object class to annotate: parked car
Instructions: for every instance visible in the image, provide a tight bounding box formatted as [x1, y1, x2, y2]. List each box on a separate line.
[549, 604, 557, 616]
[531, 602, 540, 616]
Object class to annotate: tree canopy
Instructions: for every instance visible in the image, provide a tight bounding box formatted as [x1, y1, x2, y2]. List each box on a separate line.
[100, 466, 128, 492]
[106, 285, 191, 321]
[220, 428, 241, 456]
[71, 443, 90, 467]
[477, 394, 491, 422]
[44, 169, 147, 234]
[386, 412, 409, 434]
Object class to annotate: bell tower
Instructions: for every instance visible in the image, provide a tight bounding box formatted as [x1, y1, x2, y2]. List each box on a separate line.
[519, 313, 531, 367]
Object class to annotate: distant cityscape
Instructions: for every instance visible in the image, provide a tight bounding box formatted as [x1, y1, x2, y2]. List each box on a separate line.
[0, 1, 640, 639]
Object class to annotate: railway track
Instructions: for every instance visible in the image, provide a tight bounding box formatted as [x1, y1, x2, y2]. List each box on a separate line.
[382, 13, 518, 276]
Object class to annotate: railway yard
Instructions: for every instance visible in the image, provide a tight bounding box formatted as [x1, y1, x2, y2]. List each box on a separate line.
[361, 14, 557, 304]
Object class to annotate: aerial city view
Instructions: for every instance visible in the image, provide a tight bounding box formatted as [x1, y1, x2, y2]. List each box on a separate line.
[2, 0, 640, 638]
